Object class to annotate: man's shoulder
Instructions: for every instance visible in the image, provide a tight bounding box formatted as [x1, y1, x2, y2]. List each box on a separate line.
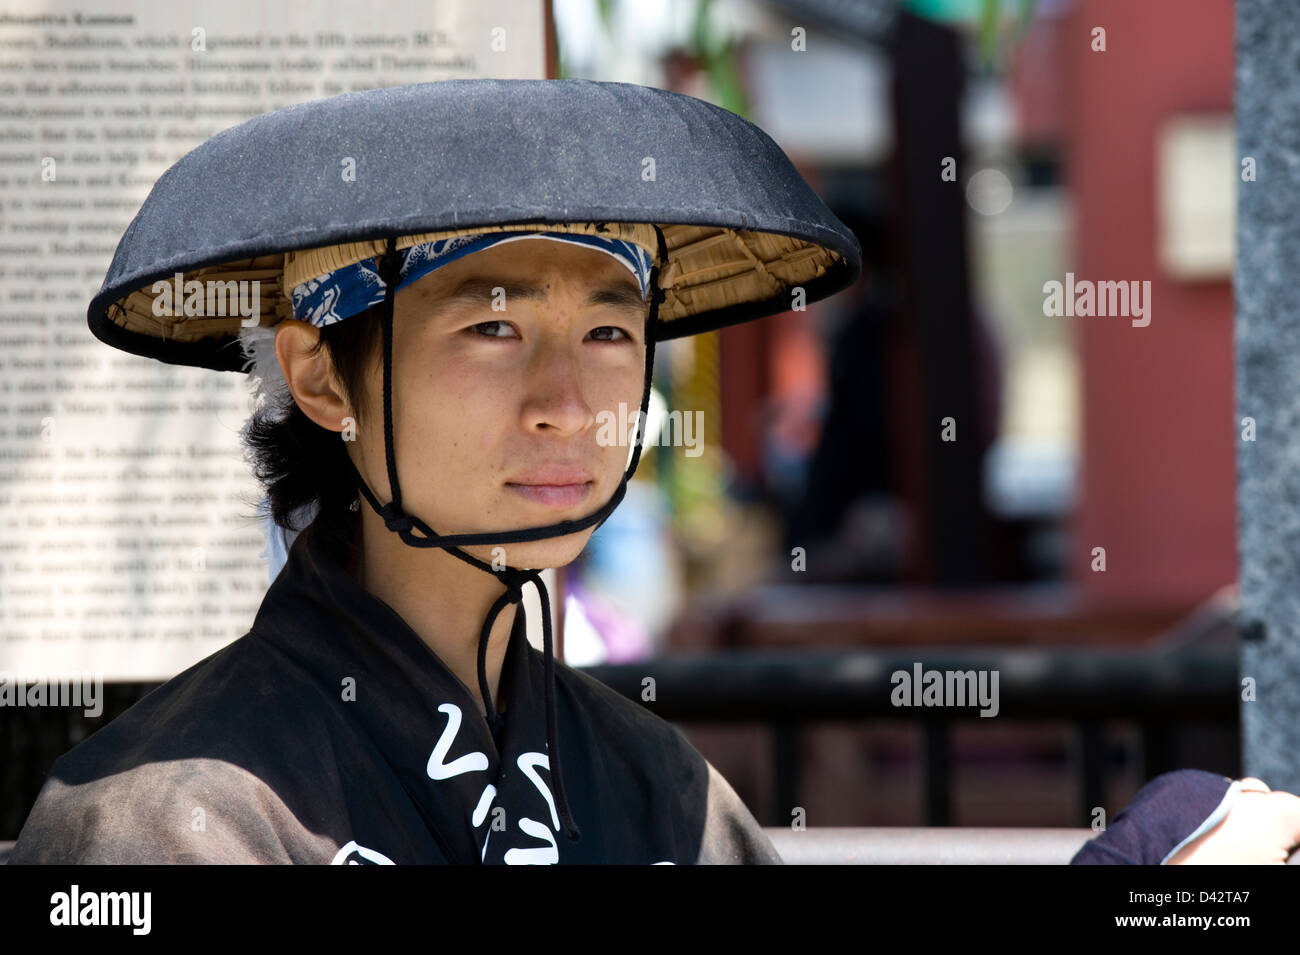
[8, 631, 349, 864]
[551, 657, 784, 864]
[551, 656, 699, 755]
[53, 629, 339, 781]
[9, 754, 339, 863]
[550, 656, 717, 801]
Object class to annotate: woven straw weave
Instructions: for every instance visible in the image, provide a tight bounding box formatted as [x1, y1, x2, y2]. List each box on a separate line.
[106, 220, 845, 343]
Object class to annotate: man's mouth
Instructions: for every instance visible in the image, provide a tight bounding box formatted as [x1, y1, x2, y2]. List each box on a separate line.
[505, 482, 594, 508]
[505, 466, 595, 509]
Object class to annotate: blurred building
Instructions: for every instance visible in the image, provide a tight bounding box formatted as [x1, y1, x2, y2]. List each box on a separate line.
[559, 0, 1237, 828]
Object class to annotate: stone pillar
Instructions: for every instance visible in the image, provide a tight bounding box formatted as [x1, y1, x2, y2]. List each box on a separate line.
[1237, 0, 1300, 793]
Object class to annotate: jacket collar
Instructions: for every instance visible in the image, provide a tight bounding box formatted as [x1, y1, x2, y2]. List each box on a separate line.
[251, 508, 567, 864]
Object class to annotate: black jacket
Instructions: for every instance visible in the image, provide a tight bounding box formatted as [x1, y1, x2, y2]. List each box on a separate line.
[9, 509, 781, 865]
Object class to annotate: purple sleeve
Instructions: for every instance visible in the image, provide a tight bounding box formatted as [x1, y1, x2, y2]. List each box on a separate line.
[1071, 769, 1237, 865]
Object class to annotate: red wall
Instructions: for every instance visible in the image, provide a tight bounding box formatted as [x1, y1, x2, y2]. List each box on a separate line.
[1063, 0, 1235, 606]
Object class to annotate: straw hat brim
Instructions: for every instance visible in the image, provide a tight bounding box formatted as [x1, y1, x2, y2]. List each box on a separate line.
[105, 218, 849, 347]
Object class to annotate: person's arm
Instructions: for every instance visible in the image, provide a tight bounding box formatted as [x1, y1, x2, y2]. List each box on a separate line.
[8, 756, 331, 864]
[1071, 769, 1300, 865]
[693, 760, 785, 865]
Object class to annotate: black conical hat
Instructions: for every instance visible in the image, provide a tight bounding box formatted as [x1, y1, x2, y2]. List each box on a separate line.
[88, 78, 861, 371]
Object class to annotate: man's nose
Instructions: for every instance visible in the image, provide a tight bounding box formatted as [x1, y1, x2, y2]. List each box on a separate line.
[520, 345, 594, 437]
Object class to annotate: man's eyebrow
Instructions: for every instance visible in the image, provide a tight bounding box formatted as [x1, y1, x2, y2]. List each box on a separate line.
[433, 277, 646, 317]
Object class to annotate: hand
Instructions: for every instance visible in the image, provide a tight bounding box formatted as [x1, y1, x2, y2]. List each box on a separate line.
[1168, 778, 1300, 864]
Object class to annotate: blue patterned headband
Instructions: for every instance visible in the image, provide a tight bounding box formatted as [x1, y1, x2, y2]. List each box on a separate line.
[291, 231, 655, 327]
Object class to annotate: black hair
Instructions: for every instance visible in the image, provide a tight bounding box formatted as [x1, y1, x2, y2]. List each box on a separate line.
[240, 303, 384, 561]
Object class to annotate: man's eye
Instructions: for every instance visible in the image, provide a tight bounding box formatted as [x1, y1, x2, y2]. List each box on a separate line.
[470, 321, 516, 338]
[587, 326, 629, 342]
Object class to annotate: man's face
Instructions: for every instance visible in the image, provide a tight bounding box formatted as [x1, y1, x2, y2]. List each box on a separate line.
[346, 237, 649, 570]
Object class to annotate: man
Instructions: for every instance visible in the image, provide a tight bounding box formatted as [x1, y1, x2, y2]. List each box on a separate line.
[9, 79, 861, 864]
[13, 226, 785, 863]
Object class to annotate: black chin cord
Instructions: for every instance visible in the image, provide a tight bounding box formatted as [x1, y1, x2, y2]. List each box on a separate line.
[341, 227, 667, 845]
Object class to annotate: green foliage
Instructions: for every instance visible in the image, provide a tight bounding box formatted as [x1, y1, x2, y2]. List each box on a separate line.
[977, 0, 1039, 72]
[553, 0, 751, 117]
[689, 0, 750, 118]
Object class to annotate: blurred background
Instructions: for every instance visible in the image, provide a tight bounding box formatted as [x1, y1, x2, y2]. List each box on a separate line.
[0, 0, 1239, 841]
[556, 0, 1239, 830]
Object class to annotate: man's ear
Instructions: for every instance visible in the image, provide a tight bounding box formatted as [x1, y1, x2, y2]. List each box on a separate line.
[274, 319, 353, 433]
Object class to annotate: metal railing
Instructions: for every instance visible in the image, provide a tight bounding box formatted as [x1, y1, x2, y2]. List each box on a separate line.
[581, 642, 1239, 826]
[0, 638, 1239, 848]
